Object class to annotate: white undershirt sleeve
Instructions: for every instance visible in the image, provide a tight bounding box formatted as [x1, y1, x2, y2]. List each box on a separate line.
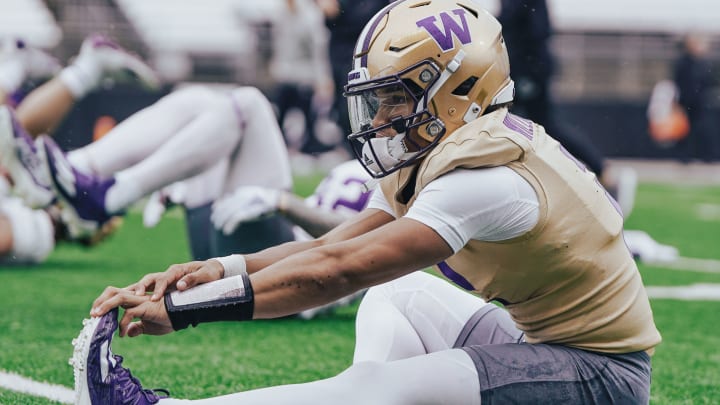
[366, 186, 397, 218]
[405, 167, 539, 253]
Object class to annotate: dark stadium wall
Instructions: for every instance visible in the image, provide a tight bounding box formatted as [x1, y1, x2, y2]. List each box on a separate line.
[50, 88, 718, 161]
[556, 101, 720, 160]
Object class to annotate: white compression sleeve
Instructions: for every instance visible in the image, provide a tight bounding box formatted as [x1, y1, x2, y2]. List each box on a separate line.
[159, 349, 480, 405]
[67, 86, 219, 178]
[109, 89, 244, 205]
[353, 271, 488, 363]
[222, 87, 293, 193]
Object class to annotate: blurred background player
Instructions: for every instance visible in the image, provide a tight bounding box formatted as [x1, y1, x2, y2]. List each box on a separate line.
[497, 0, 637, 217]
[211, 159, 371, 239]
[316, 0, 390, 150]
[3, 82, 296, 260]
[673, 32, 718, 163]
[268, 0, 336, 155]
[0, 38, 61, 107]
[210, 158, 373, 319]
[0, 34, 159, 264]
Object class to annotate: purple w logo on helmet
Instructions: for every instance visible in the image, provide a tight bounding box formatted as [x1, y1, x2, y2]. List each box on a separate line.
[416, 8, 471, 52]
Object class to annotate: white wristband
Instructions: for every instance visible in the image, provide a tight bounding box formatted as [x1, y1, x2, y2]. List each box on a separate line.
[214, 254, 247, 278]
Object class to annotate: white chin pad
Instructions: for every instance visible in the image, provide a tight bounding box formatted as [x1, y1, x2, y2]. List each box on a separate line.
[361, 134, 413, 173]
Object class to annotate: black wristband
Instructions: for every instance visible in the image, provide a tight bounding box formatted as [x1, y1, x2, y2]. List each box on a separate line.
[164, 273, 254, 330]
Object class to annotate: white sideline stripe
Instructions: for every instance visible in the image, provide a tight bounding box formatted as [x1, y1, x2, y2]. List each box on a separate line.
[646, 283, 720, 301]
[645, 256, 720, 274]
[0, 370, 73, 404]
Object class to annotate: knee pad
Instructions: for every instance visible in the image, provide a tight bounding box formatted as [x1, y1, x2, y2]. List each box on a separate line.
[0, 199, 54, 263]
[164, 85, 218, 116]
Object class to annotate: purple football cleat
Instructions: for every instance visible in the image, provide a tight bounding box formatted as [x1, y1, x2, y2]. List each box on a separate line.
[40, 135, 115, 239]
[0, 105, 55, 208]
[70, 308, 169, 405]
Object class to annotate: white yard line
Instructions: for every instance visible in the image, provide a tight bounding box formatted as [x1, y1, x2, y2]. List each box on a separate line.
[0, 370, 73, 404]
[646, 283, 720, 301]
[646, 256, 720, 274]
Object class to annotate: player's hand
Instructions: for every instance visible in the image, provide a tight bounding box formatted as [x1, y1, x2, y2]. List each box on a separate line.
[124, 260, 225, 301]
[211, 186, 280, 235]
[142, 182, 187, 228]
[142, 190, 167, 228]
[90, 287, 173, 337]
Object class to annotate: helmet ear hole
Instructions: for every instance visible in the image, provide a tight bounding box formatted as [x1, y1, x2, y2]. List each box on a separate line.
[451, 76, 478, 96]
[401, 78, 425, 98]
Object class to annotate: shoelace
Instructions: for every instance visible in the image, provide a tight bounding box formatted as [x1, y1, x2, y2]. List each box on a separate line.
[113, 355, 170, 403]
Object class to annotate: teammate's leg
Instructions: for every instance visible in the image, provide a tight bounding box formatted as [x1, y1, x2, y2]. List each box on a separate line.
[101, 89, 244, 213]
[222, 87, 293, 193]
[17, 35, 159, 137]
[67, 86, 219, 177]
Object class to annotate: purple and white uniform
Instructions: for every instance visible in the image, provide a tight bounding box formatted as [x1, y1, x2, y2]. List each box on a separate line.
[305, 160, 373, 218]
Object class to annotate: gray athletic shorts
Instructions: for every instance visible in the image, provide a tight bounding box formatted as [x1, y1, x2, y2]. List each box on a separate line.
[454, 305, 652, 404]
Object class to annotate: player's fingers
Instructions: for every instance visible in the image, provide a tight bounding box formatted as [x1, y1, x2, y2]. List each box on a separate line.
[117, 299, 155, 336]
[130, 272, 166, 295]
[150, 278, 170, 301]
[177, 263, 223, 291]
[90, 286, 124, 316]
[92, 290, 146, 319]
[211, 198, 235, 229]
[222, 215, 240, 235]
[125, 321, 145, 338]
[119, 307, 136, 337]
[124, 282, 143, 296]
[148, 263, 196, 300]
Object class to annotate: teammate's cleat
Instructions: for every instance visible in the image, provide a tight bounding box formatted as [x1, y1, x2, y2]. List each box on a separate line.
[0, 38, 61, 91]
[0, 106, 55, 208]
[41, 135, 114, 239]
[78, 34, 161, 90]
[11, 39, 62, 80]
[624, 229, 679, 263]
[70, 308, 169, 405]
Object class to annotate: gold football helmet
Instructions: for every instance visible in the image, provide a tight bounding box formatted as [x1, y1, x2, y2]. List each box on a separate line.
[345, 0, 514, 177]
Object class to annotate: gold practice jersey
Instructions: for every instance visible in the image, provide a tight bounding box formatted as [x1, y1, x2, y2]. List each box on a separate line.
[379, 108, 661, 354]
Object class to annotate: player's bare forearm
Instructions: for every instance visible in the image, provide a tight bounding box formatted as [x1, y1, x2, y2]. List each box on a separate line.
[244, 208, 392, 273]
[249, 217, 453, 319]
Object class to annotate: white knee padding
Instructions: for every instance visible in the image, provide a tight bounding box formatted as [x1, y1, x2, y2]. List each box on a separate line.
[0, 198, 54, 263]
[355, 271, 488, 361]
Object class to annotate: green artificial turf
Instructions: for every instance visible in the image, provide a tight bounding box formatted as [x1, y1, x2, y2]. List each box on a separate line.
[0, 181, 718, 404]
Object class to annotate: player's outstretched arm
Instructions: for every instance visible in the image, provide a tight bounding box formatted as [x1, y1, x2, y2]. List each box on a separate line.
[90, 210, 452, 337]
[97, 208, 391, 314]
[249, 215, 454, 319]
